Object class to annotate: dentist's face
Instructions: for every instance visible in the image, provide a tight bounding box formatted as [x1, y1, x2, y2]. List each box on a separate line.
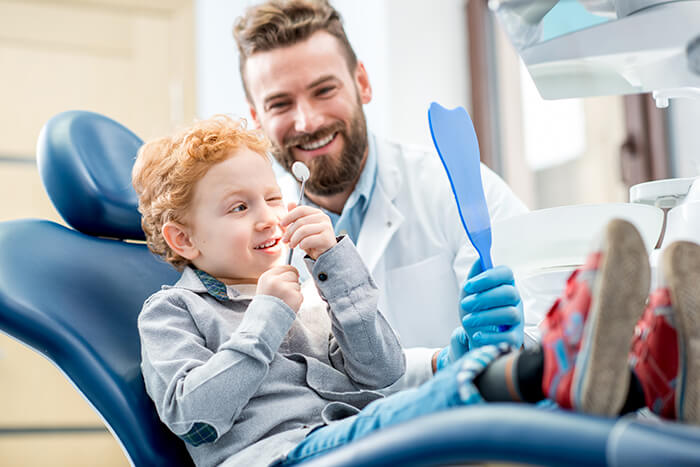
[245, 31, 372, 196]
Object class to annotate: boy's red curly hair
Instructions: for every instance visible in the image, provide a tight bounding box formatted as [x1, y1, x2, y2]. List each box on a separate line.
[132, 115, 271, 269]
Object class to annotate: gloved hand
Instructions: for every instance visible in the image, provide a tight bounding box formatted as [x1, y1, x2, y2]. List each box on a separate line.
[434, 326, 469, 372]
[459, 261, 524, 350]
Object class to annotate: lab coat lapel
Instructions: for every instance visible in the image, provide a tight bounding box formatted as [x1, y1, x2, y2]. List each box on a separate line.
[356, 184, 403, 273]
[356, 138, 404, 274]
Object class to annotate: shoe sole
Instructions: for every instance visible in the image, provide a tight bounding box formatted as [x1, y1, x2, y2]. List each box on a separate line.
[663, 241, 700, 423]
[573, 219, 650, 415]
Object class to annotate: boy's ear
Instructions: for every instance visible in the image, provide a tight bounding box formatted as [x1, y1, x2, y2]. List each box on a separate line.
[162, 221, 199, 260]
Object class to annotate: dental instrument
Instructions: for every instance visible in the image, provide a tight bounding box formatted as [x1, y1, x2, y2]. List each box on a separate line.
[287, 161, 310, 265]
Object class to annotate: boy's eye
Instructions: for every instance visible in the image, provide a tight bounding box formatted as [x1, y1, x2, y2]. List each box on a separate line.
[230, 203, 246, 213]
[267, 195, 283, 204]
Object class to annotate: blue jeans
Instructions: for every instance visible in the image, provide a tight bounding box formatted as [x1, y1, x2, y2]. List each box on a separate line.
[277, 345, 506, 465]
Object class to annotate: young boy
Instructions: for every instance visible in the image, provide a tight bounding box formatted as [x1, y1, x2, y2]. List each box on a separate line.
[133, 116, 504, 467]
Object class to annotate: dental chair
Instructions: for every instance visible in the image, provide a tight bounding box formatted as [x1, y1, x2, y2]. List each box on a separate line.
[0, 111, 189, 466]
[1, 110, 700, 467]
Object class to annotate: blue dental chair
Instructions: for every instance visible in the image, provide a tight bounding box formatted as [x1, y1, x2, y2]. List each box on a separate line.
[1, 110, 700, 467]
[0, 111, 188, 466]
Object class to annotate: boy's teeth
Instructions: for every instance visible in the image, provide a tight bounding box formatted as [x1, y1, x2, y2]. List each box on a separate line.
[255, 239, 277, 249]
[300, 133, 334, 150]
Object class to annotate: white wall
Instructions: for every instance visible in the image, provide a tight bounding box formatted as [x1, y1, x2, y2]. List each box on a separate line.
[382, 0, 470, 146]
[669, 100, 700, 177]
[195, 0, 254, 120]
[195, 0, 470, 148]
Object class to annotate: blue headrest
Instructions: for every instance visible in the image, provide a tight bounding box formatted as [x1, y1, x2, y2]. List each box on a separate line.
[36, 110, 145, 240]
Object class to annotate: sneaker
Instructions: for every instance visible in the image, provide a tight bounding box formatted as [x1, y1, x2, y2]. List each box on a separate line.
[541, 218, 650, 415]
[630, 240, 700, 423]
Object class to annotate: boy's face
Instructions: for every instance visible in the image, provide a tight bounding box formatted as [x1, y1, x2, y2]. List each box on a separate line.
[185, 148, 288, 284]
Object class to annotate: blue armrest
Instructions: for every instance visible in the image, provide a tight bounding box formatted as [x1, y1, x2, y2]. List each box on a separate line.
[302, 404, 700, 466]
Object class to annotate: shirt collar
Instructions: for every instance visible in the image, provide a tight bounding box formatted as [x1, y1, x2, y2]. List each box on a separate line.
[174, 267, 252, 303]
[192, 269, 232, 302]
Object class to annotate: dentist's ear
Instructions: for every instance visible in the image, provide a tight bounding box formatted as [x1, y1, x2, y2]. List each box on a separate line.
[248, 102, 261, 129]
[355, 61, 372, 105]
[162, 221, 199, 260]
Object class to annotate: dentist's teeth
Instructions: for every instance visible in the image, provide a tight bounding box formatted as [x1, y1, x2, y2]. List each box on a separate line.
[299, 133, 334, 151]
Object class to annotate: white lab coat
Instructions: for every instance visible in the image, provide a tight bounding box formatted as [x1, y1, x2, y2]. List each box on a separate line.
[278, 134, 530, 358]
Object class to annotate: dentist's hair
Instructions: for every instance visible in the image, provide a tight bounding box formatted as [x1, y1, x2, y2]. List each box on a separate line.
[233, 0, 358, 103]
[132, 115, 270, 269]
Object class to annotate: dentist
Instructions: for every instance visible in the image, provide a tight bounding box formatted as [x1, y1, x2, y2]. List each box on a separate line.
[234, 0, 531, 386]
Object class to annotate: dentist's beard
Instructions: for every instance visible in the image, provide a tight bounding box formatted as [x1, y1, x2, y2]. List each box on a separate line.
[273, 108, 368, 196]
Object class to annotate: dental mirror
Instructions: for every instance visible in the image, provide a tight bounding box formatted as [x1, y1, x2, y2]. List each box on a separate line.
[287, 161, 310, 265]
[292, 161, 310, 182]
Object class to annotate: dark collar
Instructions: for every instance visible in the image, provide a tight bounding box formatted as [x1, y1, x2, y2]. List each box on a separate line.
[192, 268, 232, 302]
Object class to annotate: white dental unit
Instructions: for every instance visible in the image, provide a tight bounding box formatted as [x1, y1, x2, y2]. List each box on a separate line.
[488, 0, 700, 344]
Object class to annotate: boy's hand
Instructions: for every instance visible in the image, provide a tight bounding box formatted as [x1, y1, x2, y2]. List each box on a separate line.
[256, 265, 303, 313]
[281, 203, 337, 260]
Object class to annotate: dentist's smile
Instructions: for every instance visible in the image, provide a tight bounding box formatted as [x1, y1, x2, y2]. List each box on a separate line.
[297, 132, 336, 151]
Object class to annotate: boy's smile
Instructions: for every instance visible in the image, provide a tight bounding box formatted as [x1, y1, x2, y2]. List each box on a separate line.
[182, 148, 288, 284]
[253, 237, 282, 251]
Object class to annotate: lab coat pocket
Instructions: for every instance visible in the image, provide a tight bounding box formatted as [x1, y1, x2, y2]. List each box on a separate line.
[385, 252, 459, 347]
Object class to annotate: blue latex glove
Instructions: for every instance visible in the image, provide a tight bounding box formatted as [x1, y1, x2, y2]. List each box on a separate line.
[434, 326, 469, 372]
[459, 261, 524, 350]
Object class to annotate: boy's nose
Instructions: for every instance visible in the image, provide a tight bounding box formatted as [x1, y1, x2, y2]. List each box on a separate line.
[255, 206, 280, 231]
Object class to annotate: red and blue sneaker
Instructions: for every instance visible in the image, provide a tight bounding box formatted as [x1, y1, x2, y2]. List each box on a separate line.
[541, 219, 650, 415]
[630, 240, 700, 423]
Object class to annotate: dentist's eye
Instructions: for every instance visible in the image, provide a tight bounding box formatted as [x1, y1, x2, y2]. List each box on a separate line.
[316, 85, 336, 96]
[267, 100, 290, 112]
